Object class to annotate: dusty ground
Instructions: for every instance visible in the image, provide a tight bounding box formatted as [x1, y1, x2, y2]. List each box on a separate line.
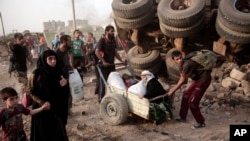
[1, 46, 250, 141]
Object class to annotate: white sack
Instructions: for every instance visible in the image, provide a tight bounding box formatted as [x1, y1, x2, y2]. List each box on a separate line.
[107, 72, 127, 90]
[128, 80, 146, 96]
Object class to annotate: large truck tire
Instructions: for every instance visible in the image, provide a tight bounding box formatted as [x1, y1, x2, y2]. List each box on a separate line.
[127, 46, 161, 69]
[215, 17, 250, 44]
[100, 94, 128, 125]
[218, 0, 250, 33]
[159, 16, 204, 38]
[115, 9, 155, 29]
[132, 60, 163, 77]
[217, 11, 250, 33]
[157, 0, 206, 28]
[112, 0, 153, 19]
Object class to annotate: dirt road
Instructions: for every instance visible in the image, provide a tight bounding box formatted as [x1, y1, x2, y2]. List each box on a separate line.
[63, 71, 250, 141]
[0, 47, 250, 141]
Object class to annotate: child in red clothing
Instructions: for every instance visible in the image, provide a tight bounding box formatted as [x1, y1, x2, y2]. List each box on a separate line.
[0, 87, 49, 141]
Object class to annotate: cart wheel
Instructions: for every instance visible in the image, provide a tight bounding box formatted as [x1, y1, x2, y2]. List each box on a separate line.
[100, 94, 128, 125]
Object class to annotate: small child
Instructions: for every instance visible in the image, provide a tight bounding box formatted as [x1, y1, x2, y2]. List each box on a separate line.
[122, 73, 135, 88]
[0, 87, 50, 141]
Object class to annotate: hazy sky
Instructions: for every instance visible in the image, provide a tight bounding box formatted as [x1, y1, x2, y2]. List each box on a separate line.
[0, 0, 113, 36]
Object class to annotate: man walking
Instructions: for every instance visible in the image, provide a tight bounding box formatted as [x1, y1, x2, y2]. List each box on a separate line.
[167, 50, 212, 129]
[55, 34, 74, 115]
[11, 33, 33, 95]
[95, 25, 126, 102]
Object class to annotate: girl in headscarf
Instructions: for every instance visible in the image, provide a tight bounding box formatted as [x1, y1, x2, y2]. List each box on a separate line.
[140, 70, 168, 104]
[26, 50, 69, 141]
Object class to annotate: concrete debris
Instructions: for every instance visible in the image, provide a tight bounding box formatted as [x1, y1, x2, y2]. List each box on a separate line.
[221, 77, 240, 89]
[230, 68, 246, 81]
[180, 62, 250, 107]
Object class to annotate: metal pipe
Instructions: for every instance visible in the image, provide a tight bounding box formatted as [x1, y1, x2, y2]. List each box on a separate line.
[72, 0, 76, 30]
[0, 12, 6, 37]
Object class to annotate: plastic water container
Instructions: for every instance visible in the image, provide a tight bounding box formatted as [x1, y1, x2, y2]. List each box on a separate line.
[69, 69, 84, 101]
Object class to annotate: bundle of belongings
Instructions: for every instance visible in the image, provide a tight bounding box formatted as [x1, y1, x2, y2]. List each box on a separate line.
[149, 99, 173, 125]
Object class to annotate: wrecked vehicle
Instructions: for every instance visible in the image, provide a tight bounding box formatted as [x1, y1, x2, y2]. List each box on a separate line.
[111, 0, 250, 81]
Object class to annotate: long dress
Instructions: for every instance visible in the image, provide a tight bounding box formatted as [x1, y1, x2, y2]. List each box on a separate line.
[27, 50, 69, 141]
[143, 78, 167, 104]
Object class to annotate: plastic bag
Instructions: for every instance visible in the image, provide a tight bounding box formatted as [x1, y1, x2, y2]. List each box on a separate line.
[128, 80, 146, 96]
[107, 72, 127, 90]
[69, 69, 84, 101]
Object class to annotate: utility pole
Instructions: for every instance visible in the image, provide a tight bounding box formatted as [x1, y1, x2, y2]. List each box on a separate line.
[72, 0, 76, 30]
[0, 12, 6, 37]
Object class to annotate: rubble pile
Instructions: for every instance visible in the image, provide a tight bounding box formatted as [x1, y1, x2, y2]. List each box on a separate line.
[159, 62, 250, 110]
[207, 62, 250, 103]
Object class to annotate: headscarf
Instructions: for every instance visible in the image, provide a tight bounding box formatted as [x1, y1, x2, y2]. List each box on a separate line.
[141, 70, 155, 85]
[36, 50, 58, 73]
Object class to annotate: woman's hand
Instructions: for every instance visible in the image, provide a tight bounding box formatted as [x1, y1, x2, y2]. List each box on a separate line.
[59, 75, 68, 87]
[42, 101, 50, 110]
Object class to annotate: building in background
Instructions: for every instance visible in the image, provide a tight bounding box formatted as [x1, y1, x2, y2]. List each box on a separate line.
[43, 19, 90, 33]
[68, 19, 88, 29]
[43, 20, 65, 32]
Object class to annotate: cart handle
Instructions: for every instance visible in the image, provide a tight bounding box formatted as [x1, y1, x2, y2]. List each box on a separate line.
[149, 94, 168, 102]
[97, 63, 125, 67]
[96, 64, 108, 86]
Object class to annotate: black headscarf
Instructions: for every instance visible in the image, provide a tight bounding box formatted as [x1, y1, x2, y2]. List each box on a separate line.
[37, 50, 59, 73]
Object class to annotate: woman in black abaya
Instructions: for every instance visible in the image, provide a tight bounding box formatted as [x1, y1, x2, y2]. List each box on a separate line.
[26, 50, 69, 141]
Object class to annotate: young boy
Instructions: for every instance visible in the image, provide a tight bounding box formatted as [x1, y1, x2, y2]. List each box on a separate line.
[0, 87, 50, 141]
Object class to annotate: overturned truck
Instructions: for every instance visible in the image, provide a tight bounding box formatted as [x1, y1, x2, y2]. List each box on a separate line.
[111, 0, 250, 82]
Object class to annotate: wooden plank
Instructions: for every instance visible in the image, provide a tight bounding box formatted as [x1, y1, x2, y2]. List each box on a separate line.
[109, 85, 150, 120]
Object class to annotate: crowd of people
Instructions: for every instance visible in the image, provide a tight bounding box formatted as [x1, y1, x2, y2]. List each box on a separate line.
[0, 25, 125, 141]
[0, 24, 212, 140]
